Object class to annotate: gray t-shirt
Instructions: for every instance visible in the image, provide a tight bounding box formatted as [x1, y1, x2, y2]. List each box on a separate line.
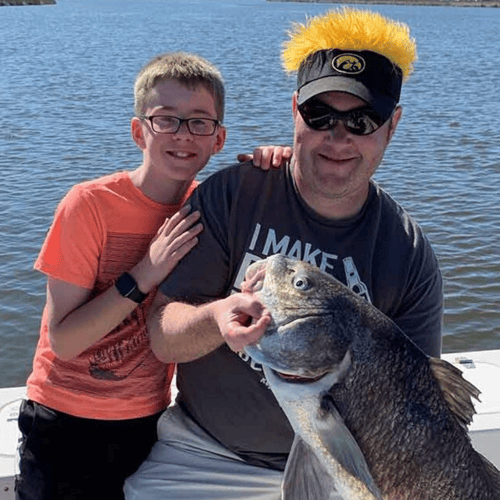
[160, 162, 443, 469]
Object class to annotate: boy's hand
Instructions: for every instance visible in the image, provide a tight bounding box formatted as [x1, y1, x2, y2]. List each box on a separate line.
[131, 205, 202, 293]
[237, 145, 292, 170]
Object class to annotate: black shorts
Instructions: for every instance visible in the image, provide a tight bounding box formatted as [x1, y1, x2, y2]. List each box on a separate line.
[15, 400, 162, 500]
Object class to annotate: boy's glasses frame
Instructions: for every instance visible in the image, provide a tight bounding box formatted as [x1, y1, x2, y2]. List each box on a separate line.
[140, 115, 220, 136]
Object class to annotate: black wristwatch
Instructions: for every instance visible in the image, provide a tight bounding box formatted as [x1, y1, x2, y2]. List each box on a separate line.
[115, 272, 147, 304]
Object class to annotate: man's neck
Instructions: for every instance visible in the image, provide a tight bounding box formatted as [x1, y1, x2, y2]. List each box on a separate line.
[292, 171, 370, 221]
[302, 194, 367, 220]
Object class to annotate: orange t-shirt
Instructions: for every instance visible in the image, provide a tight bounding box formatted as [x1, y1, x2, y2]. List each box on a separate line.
[27, 171, 197, 420]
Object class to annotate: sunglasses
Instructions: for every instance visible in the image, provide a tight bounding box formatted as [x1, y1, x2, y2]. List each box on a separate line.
[298, 100, 386, 136]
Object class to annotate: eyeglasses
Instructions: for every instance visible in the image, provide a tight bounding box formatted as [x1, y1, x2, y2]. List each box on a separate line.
[298, 100, 386, 136]
[141, 115, 220, 136]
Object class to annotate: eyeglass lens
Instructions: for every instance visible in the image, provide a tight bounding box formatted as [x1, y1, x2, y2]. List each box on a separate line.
[148, 116, 218, 136]
[298, 101, 384, 136]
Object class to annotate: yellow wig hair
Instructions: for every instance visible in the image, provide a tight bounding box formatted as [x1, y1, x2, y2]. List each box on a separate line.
[282, 8, 417, 81]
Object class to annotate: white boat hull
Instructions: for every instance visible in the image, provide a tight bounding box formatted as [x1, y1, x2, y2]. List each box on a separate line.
[1, 350, 499, 499]
[0, 385, 25, 499]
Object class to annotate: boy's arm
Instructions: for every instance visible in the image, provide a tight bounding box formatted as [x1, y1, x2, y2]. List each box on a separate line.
[147, 291, 271, 364]
[47, 277, 140, 360]
[47, 206, 202, 361]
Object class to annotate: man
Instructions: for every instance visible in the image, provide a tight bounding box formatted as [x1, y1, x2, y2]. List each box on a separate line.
[125, 9, 443, 500]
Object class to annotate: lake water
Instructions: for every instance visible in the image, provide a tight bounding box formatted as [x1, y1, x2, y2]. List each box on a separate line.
[0, 0, 499, 387]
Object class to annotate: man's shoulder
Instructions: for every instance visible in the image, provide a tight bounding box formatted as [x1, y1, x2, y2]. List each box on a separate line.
[373, 182, 421, 230]
[372, 182, 404, 211]
[194, 163, 283, 207]
[372, 183, 436, 261]
[202, 161, 272, 183]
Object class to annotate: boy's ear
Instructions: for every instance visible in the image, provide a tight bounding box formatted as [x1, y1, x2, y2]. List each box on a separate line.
[131, 117, 146, 150]
[212, 125, 227, 154]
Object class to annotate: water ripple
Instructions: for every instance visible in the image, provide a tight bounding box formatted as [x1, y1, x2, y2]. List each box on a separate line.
[0, 0, 499, 385]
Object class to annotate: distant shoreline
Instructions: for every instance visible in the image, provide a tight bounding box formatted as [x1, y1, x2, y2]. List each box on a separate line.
[0, 0, 55, 5]
[267, 0, 499, 7]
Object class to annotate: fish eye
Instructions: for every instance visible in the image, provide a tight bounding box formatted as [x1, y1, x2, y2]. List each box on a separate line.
[293, 275, 311, 291]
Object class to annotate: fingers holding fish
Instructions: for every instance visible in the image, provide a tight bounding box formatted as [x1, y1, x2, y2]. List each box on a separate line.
[241, 262, 266, 293]
[211, 293, 272, 353]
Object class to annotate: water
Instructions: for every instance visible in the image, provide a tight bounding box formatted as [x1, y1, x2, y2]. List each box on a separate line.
[0, 0, 499, 387]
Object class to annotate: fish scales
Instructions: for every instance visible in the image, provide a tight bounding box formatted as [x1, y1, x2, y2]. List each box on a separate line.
[244, 254, 500, 500]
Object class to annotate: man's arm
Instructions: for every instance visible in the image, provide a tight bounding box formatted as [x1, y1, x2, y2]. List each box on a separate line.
[148, 291, 271, 364]
[396, 270, 443, 358]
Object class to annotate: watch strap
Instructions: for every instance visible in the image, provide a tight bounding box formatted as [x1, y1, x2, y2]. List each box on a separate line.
[115, 272, 147, 304]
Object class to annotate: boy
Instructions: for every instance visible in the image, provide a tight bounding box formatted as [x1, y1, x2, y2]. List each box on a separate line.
[16, 52, 289, 500]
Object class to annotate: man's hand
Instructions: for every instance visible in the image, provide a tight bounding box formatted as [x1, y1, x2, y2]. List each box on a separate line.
[237, 145, 293, 170]
[211, 293, 272, 353]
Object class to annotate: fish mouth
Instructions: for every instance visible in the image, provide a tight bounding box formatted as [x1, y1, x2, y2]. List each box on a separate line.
[271, 369, 328, 384]
[274, 313, 332, 330]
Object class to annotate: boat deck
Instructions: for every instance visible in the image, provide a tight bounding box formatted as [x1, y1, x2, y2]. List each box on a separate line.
[1, 350, 499, 499]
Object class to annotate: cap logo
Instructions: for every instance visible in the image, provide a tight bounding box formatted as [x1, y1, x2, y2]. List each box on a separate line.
[332, 54, 366, 75]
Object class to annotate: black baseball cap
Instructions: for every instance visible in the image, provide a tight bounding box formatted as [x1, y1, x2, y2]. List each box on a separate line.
[297, 49, 403, 122]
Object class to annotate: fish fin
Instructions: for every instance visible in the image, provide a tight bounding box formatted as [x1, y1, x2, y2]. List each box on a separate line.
[282, 435, 338, 500]
[479, 453, 500, 495]
[429, 357, 480, 430]
[313, 394, 383, 499]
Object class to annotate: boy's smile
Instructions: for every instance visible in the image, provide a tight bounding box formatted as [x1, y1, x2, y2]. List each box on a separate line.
[131, 79, 226, 203]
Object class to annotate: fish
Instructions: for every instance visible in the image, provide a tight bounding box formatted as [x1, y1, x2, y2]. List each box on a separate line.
[243, 254, 500, 500]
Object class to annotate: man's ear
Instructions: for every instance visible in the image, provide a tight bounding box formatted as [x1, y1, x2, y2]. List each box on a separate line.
[387, 106, 403, 143]
[292, 92, 299, 120]
[131, 117, 146, 150]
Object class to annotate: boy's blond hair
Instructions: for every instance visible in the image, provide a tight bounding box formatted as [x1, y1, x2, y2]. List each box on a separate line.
[134, 52, 225, 121]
